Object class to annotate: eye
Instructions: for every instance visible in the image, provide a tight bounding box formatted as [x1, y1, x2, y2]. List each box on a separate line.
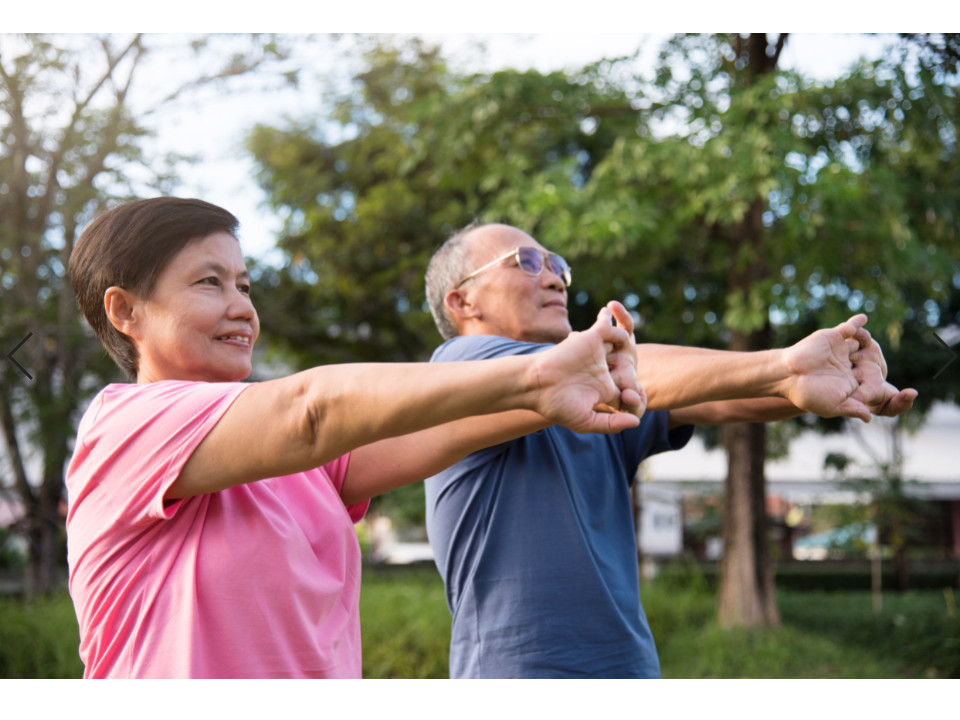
[199, 276, 221, 287]
[517, 251, 542, 274]
[238, 283, 251, 295]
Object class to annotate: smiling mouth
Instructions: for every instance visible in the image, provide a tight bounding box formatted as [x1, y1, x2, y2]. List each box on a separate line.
[216, 335, 251, 345]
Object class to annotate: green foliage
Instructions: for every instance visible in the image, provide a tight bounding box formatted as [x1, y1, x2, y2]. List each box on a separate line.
[2, 572, 956, 678]
[779, 589, 960, 677]
[358, 567, 450, 678]
[0, 593, 83, 678]
[645, 576, 959, 677]
[367, 482, 426, 528]
[245, 35, 959, 630]
[0, 33, 296, 595]
[247, 38, 641, 364]
[247, 31, 959, 401]
[565, 35, 960, 355]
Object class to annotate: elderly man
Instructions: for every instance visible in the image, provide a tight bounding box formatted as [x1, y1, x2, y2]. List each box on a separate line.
[422, 221, 916, 679]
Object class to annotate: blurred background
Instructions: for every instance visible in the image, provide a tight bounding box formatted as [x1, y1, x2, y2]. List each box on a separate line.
[1, 30, 958, 679]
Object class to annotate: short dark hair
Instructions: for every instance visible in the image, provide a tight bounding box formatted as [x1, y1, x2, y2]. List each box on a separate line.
[69, 197, 240, 379]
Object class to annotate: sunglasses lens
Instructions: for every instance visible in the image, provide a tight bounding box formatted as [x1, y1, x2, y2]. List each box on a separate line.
[516, 247, 543, 275]
[512, 247, 571, 286]
[547, 254, 571, 286]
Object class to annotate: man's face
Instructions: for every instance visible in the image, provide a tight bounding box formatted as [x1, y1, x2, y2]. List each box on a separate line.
[456, 225, 573, 344]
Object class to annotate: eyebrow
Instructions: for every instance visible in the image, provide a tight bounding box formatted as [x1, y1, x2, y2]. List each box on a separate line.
[196, 261, 250, 281]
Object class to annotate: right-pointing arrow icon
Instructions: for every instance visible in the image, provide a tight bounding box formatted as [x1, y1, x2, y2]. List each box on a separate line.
[933, 332, 958, 380]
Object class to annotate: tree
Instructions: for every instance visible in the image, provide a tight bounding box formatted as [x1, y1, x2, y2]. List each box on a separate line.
[247, 34, 959, 627]
[246, 38, 643, 521]
[0, 33, 293, 597]
[246, 38, 640, 366]
[541, 33, 959, 626]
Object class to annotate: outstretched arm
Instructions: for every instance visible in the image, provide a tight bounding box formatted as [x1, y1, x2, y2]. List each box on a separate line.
[636, 316, 869, 417]
[657, 316, 917, 427]
[342, 301, 648, 504]
[168, 305, 643, 500]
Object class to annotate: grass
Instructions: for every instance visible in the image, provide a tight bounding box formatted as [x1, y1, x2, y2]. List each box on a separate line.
[359, 566, 451, 678]
[0, 592, 85, 678]
[1, 565, 957, 678]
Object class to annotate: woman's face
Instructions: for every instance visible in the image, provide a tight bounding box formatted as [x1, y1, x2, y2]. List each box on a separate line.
[133, 231, 260, 383]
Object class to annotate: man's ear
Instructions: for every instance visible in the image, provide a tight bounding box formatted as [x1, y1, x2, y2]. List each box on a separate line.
[103, 286, 142, 341]
[444, 288, 482, 326]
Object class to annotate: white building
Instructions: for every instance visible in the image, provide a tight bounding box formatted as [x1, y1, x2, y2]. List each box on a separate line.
[637, 402, 960, 560]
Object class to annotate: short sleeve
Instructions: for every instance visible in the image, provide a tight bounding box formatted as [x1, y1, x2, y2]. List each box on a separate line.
[322, 453, 369, 523]
[68, 381, 250, 527]
[432, 335, 550, 363]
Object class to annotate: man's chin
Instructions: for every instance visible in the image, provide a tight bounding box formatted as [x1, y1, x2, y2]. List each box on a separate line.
[523, 325, 573, 345]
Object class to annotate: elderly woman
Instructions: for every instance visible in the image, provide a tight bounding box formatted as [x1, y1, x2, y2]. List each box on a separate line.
[64, 197, 644, 678]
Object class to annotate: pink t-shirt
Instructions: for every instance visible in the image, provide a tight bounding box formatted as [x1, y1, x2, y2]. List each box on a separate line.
[66, 380, 369, 678]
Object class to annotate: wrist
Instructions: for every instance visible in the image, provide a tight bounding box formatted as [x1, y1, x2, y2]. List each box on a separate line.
[767, 348, 795, 400]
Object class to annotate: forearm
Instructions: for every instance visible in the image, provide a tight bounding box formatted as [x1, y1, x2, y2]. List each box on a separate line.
[637, 344, 789, 410]
[173, 356, 547, 499]
[301, 357, 546, 464]
[341, 410, 549, 504]
[668, 397, 802, 428]
[172, 308, 634, 500]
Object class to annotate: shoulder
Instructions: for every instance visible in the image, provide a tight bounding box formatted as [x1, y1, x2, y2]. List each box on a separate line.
[77, 380, 251, 447]
[431, 335, 553, 362]
[101, 379, 249, 409]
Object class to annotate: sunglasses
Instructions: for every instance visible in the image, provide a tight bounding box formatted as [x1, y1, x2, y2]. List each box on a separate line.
[455, 246, 572, 289]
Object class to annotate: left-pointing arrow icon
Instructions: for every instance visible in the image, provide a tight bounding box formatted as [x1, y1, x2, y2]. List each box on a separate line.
[6, 332, 34, 380]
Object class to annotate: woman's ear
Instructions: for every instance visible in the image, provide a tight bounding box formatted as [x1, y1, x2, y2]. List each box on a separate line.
[103, 287, 142, 340]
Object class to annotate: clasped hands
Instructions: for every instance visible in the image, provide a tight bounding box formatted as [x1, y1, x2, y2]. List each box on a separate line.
[779, 314, 917, 422]
[533, 301, 646, 434]
[535, 306, 916, 434]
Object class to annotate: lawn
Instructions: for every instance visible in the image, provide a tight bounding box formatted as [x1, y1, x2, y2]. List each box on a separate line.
[1, 565, 957, 678]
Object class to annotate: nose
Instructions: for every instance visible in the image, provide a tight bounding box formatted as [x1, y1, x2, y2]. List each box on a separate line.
[227, 286, 258, 323]
[541, 265, 566, 293]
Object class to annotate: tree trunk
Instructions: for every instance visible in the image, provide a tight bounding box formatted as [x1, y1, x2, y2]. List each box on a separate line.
[717, 195, 781, 628]
[719, 421, 764, 626]
[715, 34, 787, 628]
[718, 396, 781, 628]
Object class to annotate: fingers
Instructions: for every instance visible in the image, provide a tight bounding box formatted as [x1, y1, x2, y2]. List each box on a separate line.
[878, 387, 918, 416]
[619, 386, 648, 417]
[607, 300, 635, 335]
[851, 326, 888, 378]
[889, 388, 918, 415]
[592, 313, 631, 350]
[582, 406, 642, 433]
[844, 337, 860, 361]
[594, 402, 620, 413]
[594, 386, 648, 417]
[591, 305, 614, 333]
[836, 397, 873, 423]
[840, 314, 868, 335]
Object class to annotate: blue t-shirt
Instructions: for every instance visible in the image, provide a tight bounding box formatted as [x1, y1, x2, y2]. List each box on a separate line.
[425, 335, 693, 678]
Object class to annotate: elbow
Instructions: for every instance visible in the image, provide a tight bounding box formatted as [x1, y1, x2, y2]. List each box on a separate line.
[292, 372, 338, 463]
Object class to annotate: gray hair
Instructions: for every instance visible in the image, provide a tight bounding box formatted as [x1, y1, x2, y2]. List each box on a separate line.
[425, 221, 484, 340]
